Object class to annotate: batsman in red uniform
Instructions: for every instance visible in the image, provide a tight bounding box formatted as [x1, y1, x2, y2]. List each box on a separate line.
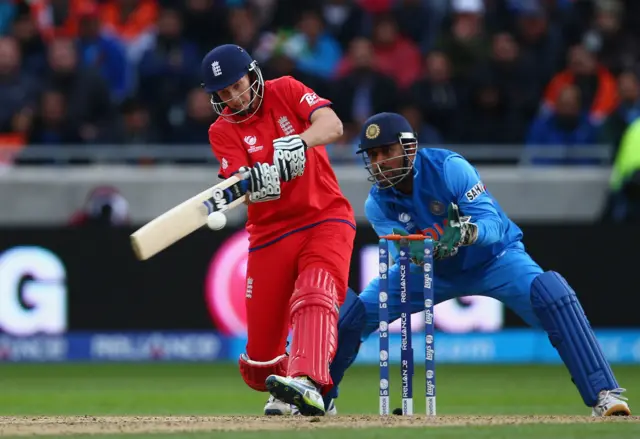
[201, 44, 355, 416]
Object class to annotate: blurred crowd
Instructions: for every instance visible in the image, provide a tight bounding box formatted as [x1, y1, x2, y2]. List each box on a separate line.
[0, 0, 640, 166]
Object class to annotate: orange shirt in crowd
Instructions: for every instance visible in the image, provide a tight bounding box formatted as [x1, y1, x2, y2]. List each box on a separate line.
[543, 65, 619, 121]
[99, 0, 158, 42]
[30, 0, 96, 41]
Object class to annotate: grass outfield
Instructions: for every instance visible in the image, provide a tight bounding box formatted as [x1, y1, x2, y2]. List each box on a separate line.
[0, 363, 638, 438]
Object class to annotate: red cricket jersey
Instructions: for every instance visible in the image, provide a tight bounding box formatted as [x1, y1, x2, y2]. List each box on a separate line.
[208, 76, 355, 249]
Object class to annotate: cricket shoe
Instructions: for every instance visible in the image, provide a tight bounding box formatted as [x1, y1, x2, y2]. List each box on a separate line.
[591, 388, 631, 416]
[265, 375, 325, 416]
[325, 398, 338, 416]
[263, 395, 300, 416]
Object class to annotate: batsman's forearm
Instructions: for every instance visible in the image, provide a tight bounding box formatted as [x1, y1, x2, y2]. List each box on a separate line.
[472, 217, 504, 246]
[300, 111, 343, 148]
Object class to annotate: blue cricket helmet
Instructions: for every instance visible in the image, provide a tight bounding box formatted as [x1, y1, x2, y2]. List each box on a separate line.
[356, 112, 415, 153]
[201, 44, 253, 93]
[356, 112, 418, 189]
[200, 44, 264, 122]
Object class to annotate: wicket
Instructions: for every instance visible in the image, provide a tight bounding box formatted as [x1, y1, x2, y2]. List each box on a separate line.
[378, 235, 435, 416]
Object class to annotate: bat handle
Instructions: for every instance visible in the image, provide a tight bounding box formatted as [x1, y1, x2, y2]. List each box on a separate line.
[234, 168, 251, 181]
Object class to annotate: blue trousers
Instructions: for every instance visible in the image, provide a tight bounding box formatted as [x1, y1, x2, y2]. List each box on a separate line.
[359, 242, 543, 338]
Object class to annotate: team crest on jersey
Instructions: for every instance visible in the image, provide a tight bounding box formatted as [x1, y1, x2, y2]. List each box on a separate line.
[398, 212, 411, 223]
[366, 123, 380, 139]
[429, 200, 446, 216]
[279, 116, 295, 135]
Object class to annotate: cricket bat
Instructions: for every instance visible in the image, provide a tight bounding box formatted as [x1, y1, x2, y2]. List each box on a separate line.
[130, 172, 249, 261]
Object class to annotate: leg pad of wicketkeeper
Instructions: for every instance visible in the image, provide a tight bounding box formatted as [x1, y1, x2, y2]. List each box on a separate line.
[239, 353, 288, 392]
[288, 267, 339, 395]
[531, 271, 619, 407]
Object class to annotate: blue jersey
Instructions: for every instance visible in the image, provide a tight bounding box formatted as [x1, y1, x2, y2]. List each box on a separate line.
[365, 148, 523, 278]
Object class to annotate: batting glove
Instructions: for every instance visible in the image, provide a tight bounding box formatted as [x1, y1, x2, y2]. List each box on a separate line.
[239, 163, 281, 203]
[273, 135, 307, 182]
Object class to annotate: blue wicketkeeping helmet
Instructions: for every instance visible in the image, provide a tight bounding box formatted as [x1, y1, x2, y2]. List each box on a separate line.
[356, 112, 418, 189]
[200, 44, 264, 123]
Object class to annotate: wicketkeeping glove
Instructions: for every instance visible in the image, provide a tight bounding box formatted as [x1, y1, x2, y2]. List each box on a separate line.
[433, 203, 478, 260]
[239, 163, 281, 203]
[273, 135, 307, 182]
[390, 228, 425, 265]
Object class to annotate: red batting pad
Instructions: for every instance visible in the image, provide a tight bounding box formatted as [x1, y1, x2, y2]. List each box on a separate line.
[238, 353, 288, 391]
[288, 268, 339, 394]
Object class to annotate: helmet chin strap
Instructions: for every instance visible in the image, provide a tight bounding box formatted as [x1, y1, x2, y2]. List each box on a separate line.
[232, 87, 255, 117]
[211, 69, 263, 121]
[365, 140, 417, 189]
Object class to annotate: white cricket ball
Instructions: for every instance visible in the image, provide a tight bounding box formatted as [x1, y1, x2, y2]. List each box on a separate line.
[206, 212, 227, 230]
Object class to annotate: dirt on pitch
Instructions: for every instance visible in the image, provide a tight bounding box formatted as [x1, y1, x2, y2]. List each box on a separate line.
[1, 415, 639, 436]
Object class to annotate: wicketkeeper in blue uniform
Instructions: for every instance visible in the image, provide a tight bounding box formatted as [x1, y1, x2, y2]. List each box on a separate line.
[322, 112, 630, 417]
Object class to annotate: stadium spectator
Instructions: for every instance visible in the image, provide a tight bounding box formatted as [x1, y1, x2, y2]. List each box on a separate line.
[226, 6, 261, 57]
[170, 87, 215, 144]
[10, 10, 48, 76]
[111, 97, 159, 145]
[527, 85, 601, 164]
[510, 0, 565, 86]
[291, 10, 342, 79]
[77, 2, 131, 102]
[471, 31, 541, 121]
[100, 0, 158, 64]
[331, 37, 398, 126]
[581, 0, 637, 75]
[0, 1, 17, 35]
[368, 13, 420, 89]
[0, 36, 39, 138]
[137, 6, 200, 139]
[43, 37, 115, 143]
[358, 0, 393, 14]
[260, 51, 330, 100]
[271, 9, 342, 80]
[397, 99, 442, 146]
[409, 51, 460, 141]
[30, 0, 96, 42]
[392, 0, 435, 54]
[179, 0, 229, 56]
[458, 77, 526, 145]
[320, 0, 367, 48]
[434, 0, 490, 81]
[542, 43, 618, 123]
[28, 89, 81, 145]
[599, 70, 640, 152]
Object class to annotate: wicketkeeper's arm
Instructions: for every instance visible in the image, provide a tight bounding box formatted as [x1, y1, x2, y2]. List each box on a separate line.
[443, 156, 504, 246]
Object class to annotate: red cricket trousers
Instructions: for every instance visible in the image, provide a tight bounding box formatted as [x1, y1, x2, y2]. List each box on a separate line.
[244, 221, 355, 362]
